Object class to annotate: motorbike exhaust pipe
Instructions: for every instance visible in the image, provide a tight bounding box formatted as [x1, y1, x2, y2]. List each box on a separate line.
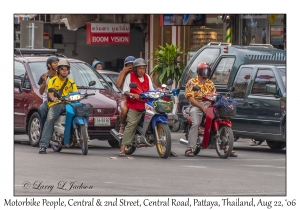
[110, 129, 121, 142]
[179, 138, 188, 146]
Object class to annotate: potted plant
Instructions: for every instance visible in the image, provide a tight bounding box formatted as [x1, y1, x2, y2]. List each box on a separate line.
[150, 43, 186, 86]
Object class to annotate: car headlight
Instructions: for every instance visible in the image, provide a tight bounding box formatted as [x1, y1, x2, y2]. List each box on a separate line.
[66, 94, 83, 101]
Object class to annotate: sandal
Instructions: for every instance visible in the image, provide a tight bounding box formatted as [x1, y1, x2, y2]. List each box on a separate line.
[119, 145, 126, 157]
[118, 124, 125, 136]
[185, 149, 194, 157]
[170, 150, 178, 157]
[230, 151, 238, 157]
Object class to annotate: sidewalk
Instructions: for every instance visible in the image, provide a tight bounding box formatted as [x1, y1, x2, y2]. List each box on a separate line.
[14, 134, 29, 141]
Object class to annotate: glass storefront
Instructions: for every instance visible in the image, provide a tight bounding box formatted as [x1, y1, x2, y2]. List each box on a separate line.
[189, 14, 224, 52]
[240, 14, 285, 49]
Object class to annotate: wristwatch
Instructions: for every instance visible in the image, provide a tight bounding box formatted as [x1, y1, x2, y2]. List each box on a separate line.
[129, 93, 133, 99]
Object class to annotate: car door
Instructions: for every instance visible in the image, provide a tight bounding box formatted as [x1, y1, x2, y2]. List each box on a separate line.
[244, 67, 282, 135]
[231, 66, 255, 133]
[14, 61, 27, 129]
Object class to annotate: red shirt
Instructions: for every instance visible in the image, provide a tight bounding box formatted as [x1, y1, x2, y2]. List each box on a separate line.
[126, 71, 150, 112]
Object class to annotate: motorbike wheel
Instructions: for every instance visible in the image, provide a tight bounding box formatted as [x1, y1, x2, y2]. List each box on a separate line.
[51, 143, 62, 152]
[125, 145, 136, 155]
[215, 125, 234, 159]
[28, 112, 41, 147]
[108, 140, 120, 148]
[78, 124, 89, 155]
[155, 123, 172, 158]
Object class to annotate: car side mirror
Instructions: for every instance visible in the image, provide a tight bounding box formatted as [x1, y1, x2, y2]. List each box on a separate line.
[265, 84, 277, 94]
[192, 86, 201, 91]
[166, 79, 173, 86]
[89, 80, 96, 86]
[129, 82, 137, 88]
[14, 78, 22, 92]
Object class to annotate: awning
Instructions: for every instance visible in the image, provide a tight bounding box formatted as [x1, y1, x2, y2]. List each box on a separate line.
[14, 14, 37, 24]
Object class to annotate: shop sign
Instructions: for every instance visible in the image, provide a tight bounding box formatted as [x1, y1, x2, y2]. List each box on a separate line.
[43, 33, 49, 40]
[160, 14, 206, 26]
[86, 23, 130, 44]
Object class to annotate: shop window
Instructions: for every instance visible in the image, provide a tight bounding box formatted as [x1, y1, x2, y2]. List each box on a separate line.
[211, 57, 235, 84]
[251, 69, 276, 95]
[232, 67, 253, 98]
[183, 48, 220, 85]
[240, 15, 267, 46]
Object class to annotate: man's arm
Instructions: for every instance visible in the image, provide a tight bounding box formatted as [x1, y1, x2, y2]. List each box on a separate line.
[116, 66, 132, 89]
[38, 73, 47, 95]
[146, 74, 154, 90]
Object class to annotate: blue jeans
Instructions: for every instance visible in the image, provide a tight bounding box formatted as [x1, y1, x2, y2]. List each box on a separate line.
[39, 103, 64, 148]
[38, 101, 48, 131]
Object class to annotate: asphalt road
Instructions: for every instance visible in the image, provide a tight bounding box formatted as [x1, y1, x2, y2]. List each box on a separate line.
[14, 132, 286, 196]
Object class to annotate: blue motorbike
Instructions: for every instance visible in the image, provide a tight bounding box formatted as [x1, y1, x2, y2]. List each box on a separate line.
[110, 82, 173, 158]
[48, 81, 95, 155]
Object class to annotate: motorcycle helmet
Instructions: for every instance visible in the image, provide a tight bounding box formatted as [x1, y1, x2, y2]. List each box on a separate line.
[57, 59, 70, 75]
[133, 58, 147, 69]
[124, 56, 136, 66]
[92, 60, 103, 69]
[46, 56, 59, 70]
[197, 62, 211, 79]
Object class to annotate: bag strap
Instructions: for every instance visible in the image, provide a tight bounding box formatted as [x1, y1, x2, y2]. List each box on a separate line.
[58, 78, 68, 96]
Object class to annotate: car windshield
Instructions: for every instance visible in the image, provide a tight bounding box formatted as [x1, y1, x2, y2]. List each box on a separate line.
[276, 67, 286, 88]
[28, 62, 107, 89]
[100, 74, 121, 93]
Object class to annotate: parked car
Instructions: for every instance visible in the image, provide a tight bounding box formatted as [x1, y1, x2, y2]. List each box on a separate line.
[97, 70, 121, 94]
[14, 48, 121, 148]
[177, 43, 286, 149]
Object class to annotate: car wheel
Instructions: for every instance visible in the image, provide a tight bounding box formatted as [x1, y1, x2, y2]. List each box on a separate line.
[171, 121, 180, 132]
[28, 112, 41, 147]
[266, 141, 286, 150]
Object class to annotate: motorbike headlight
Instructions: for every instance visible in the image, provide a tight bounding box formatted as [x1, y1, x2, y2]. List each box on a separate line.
[147, 91, 164, 98]
[66, 94, 83, 101]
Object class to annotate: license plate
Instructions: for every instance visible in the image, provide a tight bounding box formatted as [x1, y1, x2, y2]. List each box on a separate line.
[94, 117, 111, 126]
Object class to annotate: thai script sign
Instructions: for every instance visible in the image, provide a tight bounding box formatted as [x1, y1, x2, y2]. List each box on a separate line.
[86, 23, 130, 44]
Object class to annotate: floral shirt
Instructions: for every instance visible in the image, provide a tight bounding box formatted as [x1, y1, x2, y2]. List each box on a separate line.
[185, 76, 215, 100]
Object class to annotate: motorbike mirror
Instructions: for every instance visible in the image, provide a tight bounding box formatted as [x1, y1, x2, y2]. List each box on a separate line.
[89, 80, 96, 86]
[166, 79, 173, 86]
[192, 86, 201, 91]
[229, 87, 235, 92]
[129, 82, 137, 88]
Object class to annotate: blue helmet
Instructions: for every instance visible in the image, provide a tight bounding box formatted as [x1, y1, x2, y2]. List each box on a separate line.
[92, 60, 103, 68]
[124, 56, 136, 65]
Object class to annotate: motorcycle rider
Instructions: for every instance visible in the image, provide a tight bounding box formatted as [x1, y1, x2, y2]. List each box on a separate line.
[39, 59, 78, 154]
[184, 62, 238, 157]
[119, 58, 155, 157]
[92, 60, 103, 70]
[115, 55, 136, 136]
[37, 56, 59, 131]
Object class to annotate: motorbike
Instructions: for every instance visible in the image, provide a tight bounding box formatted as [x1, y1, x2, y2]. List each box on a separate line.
[180, 86, 235, 159]
[158, 80, 180, 132]
[48, 81, 96, 155]
[110, 82, 173, 158]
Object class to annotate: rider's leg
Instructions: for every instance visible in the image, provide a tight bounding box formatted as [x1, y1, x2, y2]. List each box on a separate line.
[39, 104, 64, 152]
[119, 100, 128, 136]
[38, 101, 48, 132]
[186, 106, 203, 156]
[119, 109, 143, 156]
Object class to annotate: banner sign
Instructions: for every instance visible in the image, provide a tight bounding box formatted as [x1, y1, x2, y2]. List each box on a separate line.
[160, 14, 206, 26]
[86, 23, 130, 44]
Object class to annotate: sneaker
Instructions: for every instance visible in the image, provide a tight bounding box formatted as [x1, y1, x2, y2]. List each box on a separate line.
[39, 147, 47, 154]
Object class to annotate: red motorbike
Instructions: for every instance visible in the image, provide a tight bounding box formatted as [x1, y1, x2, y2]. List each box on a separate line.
[180, 87, 235, 158]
